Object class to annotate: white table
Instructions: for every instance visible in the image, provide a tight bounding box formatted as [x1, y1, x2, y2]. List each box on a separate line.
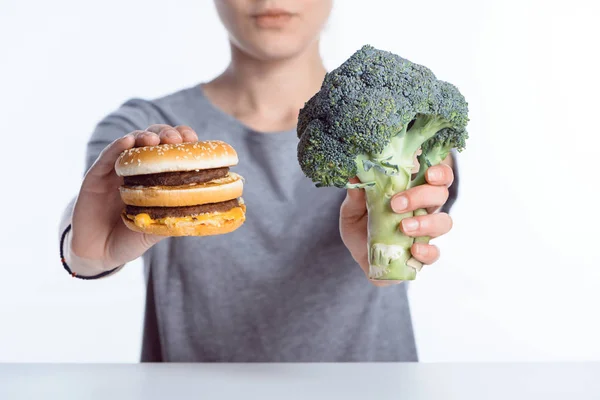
[1, 363, 598, 399]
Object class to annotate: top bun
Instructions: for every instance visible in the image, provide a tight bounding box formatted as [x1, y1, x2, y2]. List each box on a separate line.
[115, 140, 239, 177]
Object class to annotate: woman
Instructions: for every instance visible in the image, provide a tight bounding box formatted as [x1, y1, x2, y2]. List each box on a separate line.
[59, 0, 457, 362]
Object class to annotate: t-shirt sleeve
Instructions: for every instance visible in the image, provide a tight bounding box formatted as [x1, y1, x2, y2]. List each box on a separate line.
[84, 98, 155, 174]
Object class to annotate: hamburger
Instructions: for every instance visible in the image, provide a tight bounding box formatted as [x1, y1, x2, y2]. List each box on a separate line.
[114, 140, 246, 236]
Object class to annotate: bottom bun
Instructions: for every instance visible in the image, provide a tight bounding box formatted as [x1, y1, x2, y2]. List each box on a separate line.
[121, 205, 246, 237]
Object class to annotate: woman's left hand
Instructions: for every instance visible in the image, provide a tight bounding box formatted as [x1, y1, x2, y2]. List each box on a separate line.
[339, 164, 455, 287]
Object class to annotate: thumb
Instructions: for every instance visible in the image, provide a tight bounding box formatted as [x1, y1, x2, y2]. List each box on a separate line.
[87, 134, 136, 179]
[341, 177, 367, 220]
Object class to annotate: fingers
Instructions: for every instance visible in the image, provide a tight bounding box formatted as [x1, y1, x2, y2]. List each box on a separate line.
[175, 125, 199, 142]
[145, 124, 199, 144]
[425, 164, 454, 187]
[391, 185, 449, 214]
[145, 124, 182, 145]
[410, 243, 440, 265]
[341, 177, 367, 222]
[134, 124, 200, 147]
[87, 124, 199, 180]
[87, 134, 136, 177]
[145, 124, 172, 134]
[400, 212, 453, 238]
[132, 130, 160, 147]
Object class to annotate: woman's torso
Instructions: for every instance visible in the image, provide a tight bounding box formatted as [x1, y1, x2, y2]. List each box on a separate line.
[93, 85, 418, 362]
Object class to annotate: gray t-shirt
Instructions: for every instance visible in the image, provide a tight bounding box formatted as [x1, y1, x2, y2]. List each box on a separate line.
[83, 84, 453, 362]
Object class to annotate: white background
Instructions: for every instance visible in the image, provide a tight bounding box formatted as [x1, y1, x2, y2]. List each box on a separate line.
[1, 0, 599, 362]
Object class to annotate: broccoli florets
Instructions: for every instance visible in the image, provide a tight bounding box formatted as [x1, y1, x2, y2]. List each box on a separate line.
[297, 45, 469, 281]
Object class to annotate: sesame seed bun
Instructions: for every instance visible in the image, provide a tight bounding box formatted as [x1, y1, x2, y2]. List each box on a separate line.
[115, 140, 238, 177]
[119, 172, 243, 207]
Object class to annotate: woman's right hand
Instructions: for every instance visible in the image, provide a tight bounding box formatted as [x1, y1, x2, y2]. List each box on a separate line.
[70, 124, 199, 270]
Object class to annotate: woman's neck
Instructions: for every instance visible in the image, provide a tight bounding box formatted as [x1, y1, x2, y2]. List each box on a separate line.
[203, 41, 327, 133]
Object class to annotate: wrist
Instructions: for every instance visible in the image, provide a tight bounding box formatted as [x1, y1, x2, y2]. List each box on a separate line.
[62, 226, 122, 277]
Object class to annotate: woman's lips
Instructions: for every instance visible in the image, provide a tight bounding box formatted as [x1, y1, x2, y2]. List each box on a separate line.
[252, 9, 295, 29]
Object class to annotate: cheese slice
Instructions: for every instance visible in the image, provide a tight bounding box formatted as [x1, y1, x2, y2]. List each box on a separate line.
[129, 206, 245, 229]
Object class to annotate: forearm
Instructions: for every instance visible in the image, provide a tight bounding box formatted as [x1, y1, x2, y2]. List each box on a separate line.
[59, 197, 124, 279]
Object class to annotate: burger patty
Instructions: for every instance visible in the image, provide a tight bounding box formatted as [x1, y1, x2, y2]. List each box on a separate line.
[125, 198, 240, 219]
[123, 167, 229, 187]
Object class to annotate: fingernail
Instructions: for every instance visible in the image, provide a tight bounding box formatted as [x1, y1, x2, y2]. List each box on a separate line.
[166, 130, 179, 138]
[428, 168, 442, 182]
[413, 243, 426, 256]
[391, 195, 408, 212]
[401, 218, 419, 232]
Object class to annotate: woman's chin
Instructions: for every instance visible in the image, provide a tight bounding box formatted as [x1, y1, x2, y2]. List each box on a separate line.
[236, 38, 317, 62]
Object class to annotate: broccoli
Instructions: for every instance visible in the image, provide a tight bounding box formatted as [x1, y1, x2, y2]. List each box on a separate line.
[297, 45, 469, 281]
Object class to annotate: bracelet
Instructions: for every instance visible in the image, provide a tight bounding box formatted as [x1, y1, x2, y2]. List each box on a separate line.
[60, 224, 119, 280]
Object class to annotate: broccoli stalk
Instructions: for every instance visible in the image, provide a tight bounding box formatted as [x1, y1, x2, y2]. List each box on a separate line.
[354, 118, 459, 280]
[297, 45, 469, 281]
[406, 128, 467, 271]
